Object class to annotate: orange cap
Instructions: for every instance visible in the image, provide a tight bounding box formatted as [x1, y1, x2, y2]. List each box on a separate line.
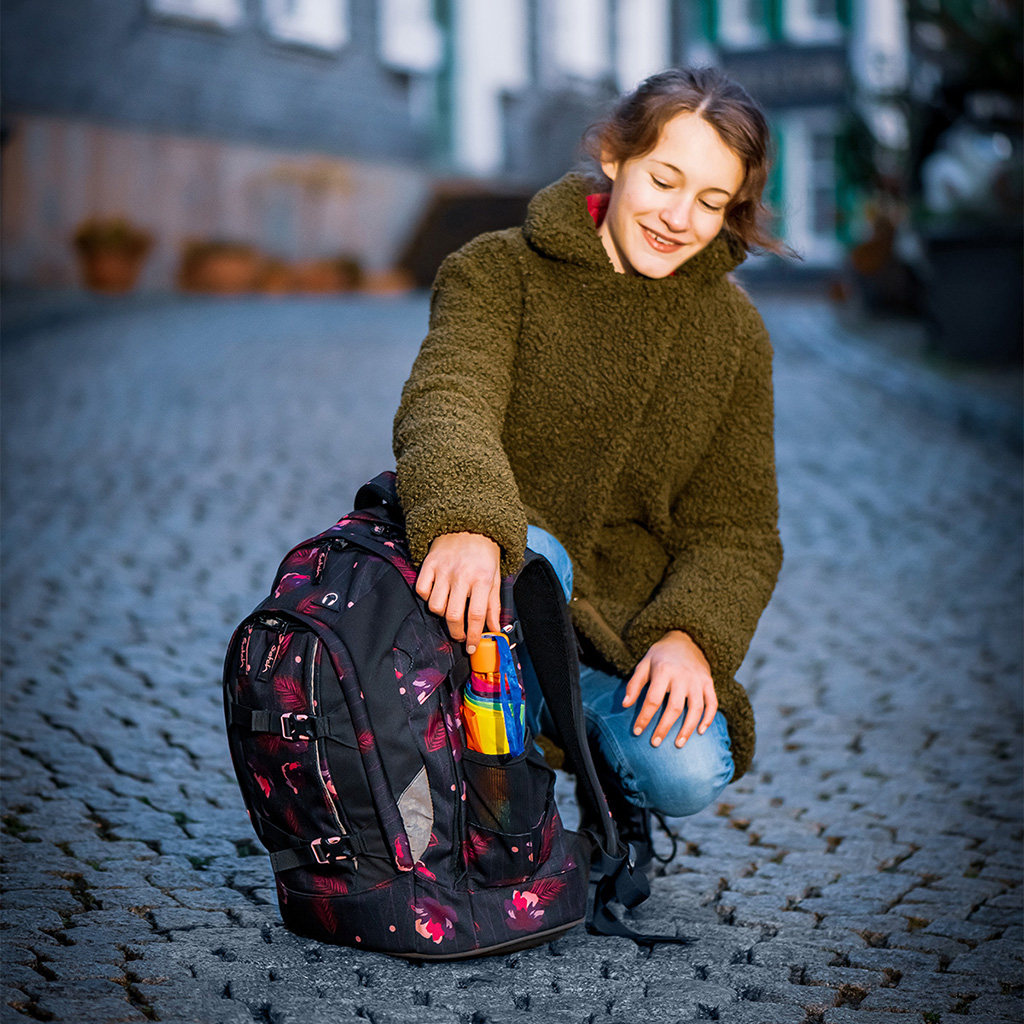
[469, 636, 500, 674]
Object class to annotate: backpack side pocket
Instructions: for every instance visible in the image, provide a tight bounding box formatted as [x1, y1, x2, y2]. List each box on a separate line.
[462, 738, 560, 887]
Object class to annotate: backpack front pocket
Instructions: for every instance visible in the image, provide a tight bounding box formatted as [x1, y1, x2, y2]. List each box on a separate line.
[462, 739, 558, 886]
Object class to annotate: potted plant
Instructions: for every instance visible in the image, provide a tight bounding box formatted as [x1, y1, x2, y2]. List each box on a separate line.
[72, 217, 153, 294]
[291, 255, 362, 294]
[177, 240, 265, 294]
[905, 0, 1023, 363]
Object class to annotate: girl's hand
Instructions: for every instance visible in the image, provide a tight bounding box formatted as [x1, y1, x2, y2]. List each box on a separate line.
[623, 630, 717, 748]
[416, 532, 501, 654]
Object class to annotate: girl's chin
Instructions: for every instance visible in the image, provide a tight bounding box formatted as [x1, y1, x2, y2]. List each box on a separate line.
[629, 253, 686, 279]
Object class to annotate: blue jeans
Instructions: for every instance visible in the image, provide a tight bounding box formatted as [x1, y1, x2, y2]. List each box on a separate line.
[523, 526, 734, 818]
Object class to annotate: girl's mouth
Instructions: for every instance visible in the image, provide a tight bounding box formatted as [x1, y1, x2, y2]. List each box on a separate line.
[641, 225, 684, 254]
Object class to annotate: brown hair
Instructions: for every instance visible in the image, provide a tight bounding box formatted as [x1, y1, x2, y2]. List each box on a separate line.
[583, 67, 789, 255]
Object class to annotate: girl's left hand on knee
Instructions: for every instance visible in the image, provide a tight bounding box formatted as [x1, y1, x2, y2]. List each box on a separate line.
[623, 631, 718, 749]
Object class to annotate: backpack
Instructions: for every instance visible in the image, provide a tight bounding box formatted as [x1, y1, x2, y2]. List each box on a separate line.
[223, 472, 674, 959]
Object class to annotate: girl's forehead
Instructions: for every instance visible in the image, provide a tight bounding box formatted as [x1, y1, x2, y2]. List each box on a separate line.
[643, 113, 744, 188]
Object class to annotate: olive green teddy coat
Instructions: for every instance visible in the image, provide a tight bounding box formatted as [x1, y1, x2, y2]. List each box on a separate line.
[393, 172, 782, 780]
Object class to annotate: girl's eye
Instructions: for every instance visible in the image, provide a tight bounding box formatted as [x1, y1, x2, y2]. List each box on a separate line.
[651, 176, 670, 190]
[700, 199, 724, 213]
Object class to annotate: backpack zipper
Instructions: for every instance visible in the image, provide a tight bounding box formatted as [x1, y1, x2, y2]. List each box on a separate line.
[307, 636, 355, 867]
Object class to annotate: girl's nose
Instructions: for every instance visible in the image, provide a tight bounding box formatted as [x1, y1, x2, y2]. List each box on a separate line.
[661, 197, 692, 235]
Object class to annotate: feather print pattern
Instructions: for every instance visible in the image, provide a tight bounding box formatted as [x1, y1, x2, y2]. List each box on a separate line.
[424, 710, 447, 752]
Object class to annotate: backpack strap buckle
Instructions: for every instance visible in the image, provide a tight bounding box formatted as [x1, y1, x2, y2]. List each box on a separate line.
[280, 712, 313, 742]
[311, 836, 350, 865]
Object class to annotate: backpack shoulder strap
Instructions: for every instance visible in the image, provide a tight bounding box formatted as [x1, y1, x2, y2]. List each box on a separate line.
[513, 551, 691, 947]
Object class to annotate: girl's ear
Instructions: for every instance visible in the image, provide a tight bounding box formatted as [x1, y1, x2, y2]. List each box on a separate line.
[600, 155, 619, 182]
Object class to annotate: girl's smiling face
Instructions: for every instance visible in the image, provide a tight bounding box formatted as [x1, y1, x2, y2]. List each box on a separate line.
[598, 111, 745, 278]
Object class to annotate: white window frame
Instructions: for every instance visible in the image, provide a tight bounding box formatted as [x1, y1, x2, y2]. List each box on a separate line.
[148, 0, 244, 30]
[717, 0, 771, 50]
[263, 0, 349, 53]
[614, 0, 670, 91]
[379, 0, 444, 74]
[779, 110, 843, 266]
[783, 0, 844, 44]
[545, 0, 610, 82]
[452, 0, 529, 175]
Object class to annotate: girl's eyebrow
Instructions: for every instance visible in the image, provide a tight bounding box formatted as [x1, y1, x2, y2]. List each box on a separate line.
[651, 160, 735, 197]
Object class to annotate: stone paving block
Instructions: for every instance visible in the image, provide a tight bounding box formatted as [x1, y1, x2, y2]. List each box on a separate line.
[800, 964, 886, 991]
[890, 970, 1002, 1004]
[887, 931, 971, 960]
[1, 906, 75, 937]
[30, 997, 151, 1024]
[922, 916, 1003, 944]
[87, 885, 179, 913]
[931, 874, 1009, 899]
[857, 985, 955, 1014]
[148, 906, 235, 932]
[846, 947, 941, 975]
[822, 1010, 918, 1023]
[896, 887, 989, 919]
[945, 937, 1024, 982]
[967, 993, 1024, 1020]
[145, 994, 256, 1023]
[797, 896, 892, 918]
[750, 938, 840, 971]
[715, 1006, 808, 1023]
[167, 886, 254, 912]
[967, 902, 1020, 928]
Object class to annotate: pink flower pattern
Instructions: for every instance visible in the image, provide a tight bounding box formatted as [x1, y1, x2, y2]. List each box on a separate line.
[504, 876, 566, 932]
[411, 897, 458, 944]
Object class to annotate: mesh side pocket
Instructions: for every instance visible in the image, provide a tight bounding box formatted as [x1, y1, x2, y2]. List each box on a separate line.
[462, 742, 555, 886]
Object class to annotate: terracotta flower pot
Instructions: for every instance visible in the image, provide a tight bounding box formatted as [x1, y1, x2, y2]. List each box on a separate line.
[360, 268, 415, 295]
[77, 248, 148, 294]
[178, 242, 264, 294]
[73, 217, 153, 295]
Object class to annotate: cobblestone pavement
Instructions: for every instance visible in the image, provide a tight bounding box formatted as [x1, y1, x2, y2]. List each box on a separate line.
[2, 292, 1021, 1024]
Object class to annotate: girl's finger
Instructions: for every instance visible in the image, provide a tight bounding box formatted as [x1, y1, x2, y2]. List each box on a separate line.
[415, 561, 435, 602]
[444, 583, 469, 641]
[486, 577, 501, 634]
[622, 657, 651, 708]
[650, 692, 687, 747]
[675, 695, 704, 748]
[698, 684, 718, 734]
[464, 581, 490, 654]
[632, 678, 668, 736]
[426, 573, 450, 618]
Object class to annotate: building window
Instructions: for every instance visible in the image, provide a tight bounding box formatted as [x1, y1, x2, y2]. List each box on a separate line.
[379, 0, 443, 73]
[783, 0, 843, 44]
[547, 0, 610, 81]
[614, 0, 670, 91]
[717, 0, 771, 49]
[148, 0, 244, 29]
[452, 0, 529, 174]
[779, 111, 841, 265]
[263, 0, 349, 52]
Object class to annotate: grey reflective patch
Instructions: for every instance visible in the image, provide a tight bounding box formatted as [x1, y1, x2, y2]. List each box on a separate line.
[397, 766, 434, 863]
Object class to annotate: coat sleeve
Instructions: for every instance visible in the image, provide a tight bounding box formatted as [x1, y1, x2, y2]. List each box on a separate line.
[622, 307, 783, 684]
[392, 233, 528, 577]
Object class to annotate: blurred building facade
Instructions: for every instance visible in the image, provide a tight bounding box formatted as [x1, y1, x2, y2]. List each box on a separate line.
[1, 0, 910, 289]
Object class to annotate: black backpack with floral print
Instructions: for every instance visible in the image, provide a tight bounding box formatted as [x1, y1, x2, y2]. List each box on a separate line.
[223, 472, 664, 959]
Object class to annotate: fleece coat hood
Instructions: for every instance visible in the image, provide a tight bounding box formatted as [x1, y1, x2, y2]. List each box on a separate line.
[393, 172, 782, 779]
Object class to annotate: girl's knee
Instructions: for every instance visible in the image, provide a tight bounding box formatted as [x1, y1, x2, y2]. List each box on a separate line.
[636, 733, 734, 818]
